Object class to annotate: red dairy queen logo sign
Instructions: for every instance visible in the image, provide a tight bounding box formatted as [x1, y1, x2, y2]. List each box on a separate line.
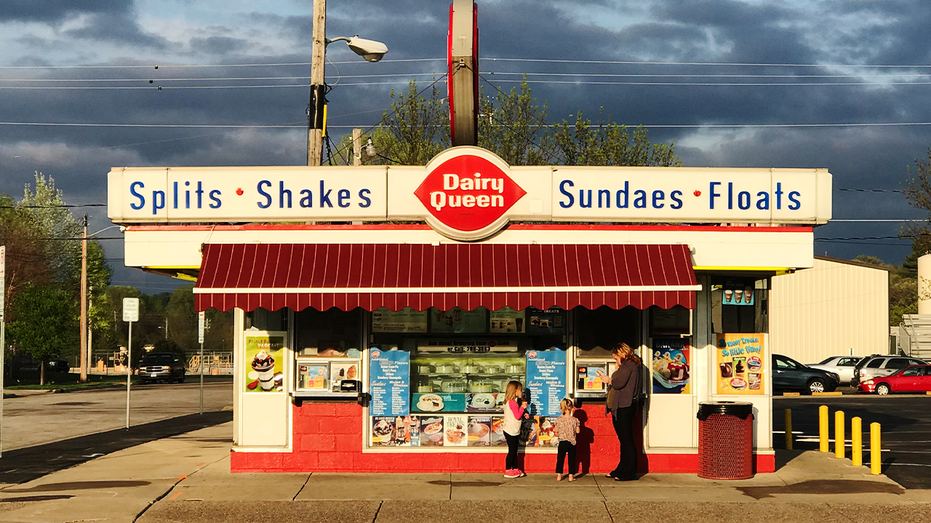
[415, 147, 527, 241]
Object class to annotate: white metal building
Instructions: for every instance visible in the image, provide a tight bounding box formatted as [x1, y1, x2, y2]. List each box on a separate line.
[769, 256, 890, 364]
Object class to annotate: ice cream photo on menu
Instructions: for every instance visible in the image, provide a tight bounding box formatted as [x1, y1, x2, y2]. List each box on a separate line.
[245, 333, 285, 392]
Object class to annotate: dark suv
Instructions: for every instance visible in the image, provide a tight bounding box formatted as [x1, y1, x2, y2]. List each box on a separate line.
[138, 352, 186, 384]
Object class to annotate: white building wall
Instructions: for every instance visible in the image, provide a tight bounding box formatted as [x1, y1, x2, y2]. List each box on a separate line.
[769, 257, 889, 364]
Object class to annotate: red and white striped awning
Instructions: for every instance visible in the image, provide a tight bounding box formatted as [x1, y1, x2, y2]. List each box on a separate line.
[193, 243, 699, 312]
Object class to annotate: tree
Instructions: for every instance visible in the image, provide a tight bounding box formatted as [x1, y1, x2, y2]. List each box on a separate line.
[8, 284, 79, 384]
[333, 79, 678, 168]
[166, 286, 197, 354]
[19, 173, 81, 284]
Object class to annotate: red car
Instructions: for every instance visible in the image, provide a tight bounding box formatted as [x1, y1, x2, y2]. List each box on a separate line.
[857, 365, 931, 395]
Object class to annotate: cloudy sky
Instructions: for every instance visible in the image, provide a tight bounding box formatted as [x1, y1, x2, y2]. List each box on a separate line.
[1, 0, 930, 292]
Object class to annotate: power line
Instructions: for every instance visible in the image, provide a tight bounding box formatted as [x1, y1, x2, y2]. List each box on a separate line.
[0, 58, 442, 70]
[484, 57, 931, 69]
[0, 203, 106, 208]
[482, 71, 931, 79]
[0, 73, 444, 83]
[490, 78, 931, 87]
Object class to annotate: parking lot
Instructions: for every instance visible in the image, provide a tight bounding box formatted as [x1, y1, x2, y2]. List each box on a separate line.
[773, 393, 931, 488]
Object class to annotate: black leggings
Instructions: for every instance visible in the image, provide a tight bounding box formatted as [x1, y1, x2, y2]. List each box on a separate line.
[504, 432, 520, 470]
[611, 402, 639, 479]
[555, 440, 576, 474]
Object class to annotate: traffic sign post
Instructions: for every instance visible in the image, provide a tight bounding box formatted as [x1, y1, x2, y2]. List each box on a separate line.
[123, 297, 139, 429]
[198, 311, 206, 415]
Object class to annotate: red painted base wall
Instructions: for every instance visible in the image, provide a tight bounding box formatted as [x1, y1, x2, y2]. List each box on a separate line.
[230, 403, 775, 474]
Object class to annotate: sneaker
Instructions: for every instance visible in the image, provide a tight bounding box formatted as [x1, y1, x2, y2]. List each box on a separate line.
[516, 469, 527, 478]
[504, 468, 520, 479]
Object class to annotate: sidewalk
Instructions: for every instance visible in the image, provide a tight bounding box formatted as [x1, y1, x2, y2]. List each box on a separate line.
[0, 423, 929, 523]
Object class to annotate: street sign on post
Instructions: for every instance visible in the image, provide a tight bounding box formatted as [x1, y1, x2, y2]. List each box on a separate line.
[122, 297, 139, 429]
[198, 311, 206, 415]
[123, 297, 139, 322]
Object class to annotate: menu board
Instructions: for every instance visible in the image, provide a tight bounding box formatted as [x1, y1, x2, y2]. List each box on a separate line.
[369, 348, 411, 416]
[716, 333, 765, 395]
[490, 307, 525, 333]
[525, 349, 567, 417]
[372, 308, 428, 333]
[244, 331, 286, 393]
[527, 307, 565, 335]
[430, 307, 487, 333]
[652, 338, 691, 394]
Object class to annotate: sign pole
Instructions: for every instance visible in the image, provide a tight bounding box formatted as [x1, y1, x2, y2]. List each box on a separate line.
[122, 297, 139, 430]
[0, 245, 6, 457]
[126, 320, 132, 429]
[198, 311, 205, 415]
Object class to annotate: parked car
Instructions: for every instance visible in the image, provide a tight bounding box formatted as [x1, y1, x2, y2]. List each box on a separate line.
[45, 358, 71, 373]
[773, 354, 839, 394]
[851, 355, 928, 387]
[137, 352, 185, 384]
[858, 365, 931, 395]
[806, 355, 861, 384]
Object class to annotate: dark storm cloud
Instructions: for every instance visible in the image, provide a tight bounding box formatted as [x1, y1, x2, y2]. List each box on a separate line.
[63, 12, 172, 50]
[189, 36, 250, 56]
[4, 0, 931, 268]
[0, 0, 130, 24]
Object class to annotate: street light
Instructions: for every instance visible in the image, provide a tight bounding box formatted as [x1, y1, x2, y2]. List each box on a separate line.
[326, 36, 388, 62]
[307, 0, 388, 165]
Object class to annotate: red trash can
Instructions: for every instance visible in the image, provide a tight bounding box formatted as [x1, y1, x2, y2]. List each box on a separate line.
[697, 401, 754, 479]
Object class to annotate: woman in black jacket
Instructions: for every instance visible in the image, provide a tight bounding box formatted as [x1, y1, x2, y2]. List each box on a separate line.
[606, 342, 641, 481]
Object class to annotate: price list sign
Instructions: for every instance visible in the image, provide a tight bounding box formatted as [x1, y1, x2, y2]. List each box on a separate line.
[369, 348, 410, 416]
[526, 349, 567, 417]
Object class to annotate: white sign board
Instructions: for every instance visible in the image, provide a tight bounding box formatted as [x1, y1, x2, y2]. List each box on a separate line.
[107, 148, 833, 240]
[123, 297, 139, 322]
[198, 311, 205, 344]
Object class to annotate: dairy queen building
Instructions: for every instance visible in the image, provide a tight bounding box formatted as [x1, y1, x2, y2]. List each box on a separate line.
[107, 146, 832, 474]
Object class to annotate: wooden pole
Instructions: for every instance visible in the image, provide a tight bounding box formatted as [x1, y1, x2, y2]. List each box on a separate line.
[307, 0, 327, 166]
[352, 128, 363, 166]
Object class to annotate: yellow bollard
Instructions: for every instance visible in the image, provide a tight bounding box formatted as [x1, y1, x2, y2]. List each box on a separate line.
[835, 410, 845, 458]
[870, 422, 882, 475]
[852, 417, 862, 467]
[784, 408, 793, 450]
[819, 405, 829, 452]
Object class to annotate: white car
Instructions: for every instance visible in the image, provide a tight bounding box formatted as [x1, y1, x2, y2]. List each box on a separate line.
[807, 356, 862, 385]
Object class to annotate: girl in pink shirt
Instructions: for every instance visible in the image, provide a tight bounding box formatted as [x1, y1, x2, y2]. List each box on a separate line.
[502, 380, 529, 478]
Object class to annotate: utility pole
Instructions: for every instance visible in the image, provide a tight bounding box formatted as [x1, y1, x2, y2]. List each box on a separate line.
[80, 214, 88, 382]
[352, 128, 363, 166]
[88, 286, 93, 373]
[307, 0, 327, 166]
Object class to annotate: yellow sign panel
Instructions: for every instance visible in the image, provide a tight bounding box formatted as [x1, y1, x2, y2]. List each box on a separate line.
[716, 333, 765, 395]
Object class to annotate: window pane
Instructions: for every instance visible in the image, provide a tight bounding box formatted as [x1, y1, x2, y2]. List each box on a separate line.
[888, 359, 910, 369]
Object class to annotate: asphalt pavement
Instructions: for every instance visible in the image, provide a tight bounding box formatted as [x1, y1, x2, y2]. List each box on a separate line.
[774, 393, 931, 489]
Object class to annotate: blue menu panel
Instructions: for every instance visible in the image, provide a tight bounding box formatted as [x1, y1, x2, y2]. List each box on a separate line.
[369, 348, 410, 416]
[526, 349, 567, 417]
